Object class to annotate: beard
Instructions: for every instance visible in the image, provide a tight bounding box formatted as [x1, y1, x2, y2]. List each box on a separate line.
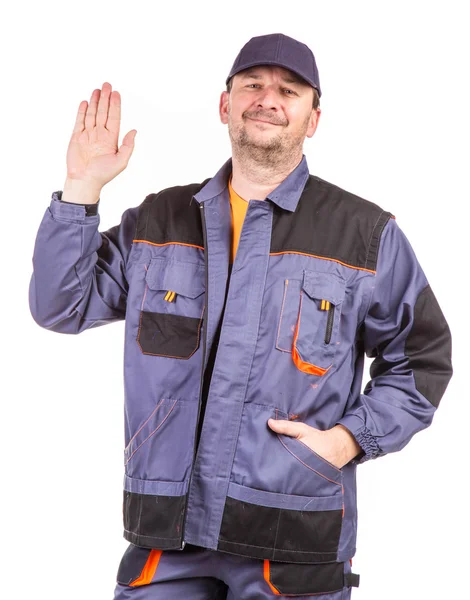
[228, 106, 310, 169]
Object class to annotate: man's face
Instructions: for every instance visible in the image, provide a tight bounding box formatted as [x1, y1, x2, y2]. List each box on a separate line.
[219, 65, 321, 161]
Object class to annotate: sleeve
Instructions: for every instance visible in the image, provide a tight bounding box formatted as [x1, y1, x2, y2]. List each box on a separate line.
[28, 190, 139, 334]
[57, 189, 101, 216]
[336, 217, 453, 463]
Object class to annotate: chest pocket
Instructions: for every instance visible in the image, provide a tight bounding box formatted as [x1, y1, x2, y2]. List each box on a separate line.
[137, 258, 205, 359]
[277, 270, 346, 376]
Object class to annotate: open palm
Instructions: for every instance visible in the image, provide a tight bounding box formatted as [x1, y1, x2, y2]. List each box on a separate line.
[65, 82, 137, 188]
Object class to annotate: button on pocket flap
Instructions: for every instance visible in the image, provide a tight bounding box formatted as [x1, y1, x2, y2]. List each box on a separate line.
[146, 259, 205, 298]
[302, 271, 345, 305]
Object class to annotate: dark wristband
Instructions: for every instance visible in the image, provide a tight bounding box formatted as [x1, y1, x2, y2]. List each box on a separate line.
[57, 190, 100, 216]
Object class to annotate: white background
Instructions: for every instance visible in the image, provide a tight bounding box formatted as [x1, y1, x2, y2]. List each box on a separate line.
[2, 0, 468, 598]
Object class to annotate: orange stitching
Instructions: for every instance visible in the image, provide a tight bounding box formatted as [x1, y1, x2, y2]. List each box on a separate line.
[275, 279, 292, 353]
[269, 250, 376, 274]
[124, 397, 166, 453]
[276, 434, 343, 487]
[125, 399, 178, 465]
[136, 304, 205, 359]
[292, 436, 343, 474]
[133, 239, 204, 250]
[292, 293, 331, 376]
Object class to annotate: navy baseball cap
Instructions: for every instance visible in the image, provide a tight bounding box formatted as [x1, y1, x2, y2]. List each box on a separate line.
[226, 33, 321, 97]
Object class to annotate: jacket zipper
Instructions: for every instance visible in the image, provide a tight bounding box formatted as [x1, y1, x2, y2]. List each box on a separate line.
[180, 202, 209, 550]
[324, 303, 335, 344]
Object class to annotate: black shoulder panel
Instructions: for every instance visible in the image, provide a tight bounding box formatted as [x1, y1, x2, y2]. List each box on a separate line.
[405, 284, 453, 408]
[271, 175, 393, 271]
[134, 179, 211, 246]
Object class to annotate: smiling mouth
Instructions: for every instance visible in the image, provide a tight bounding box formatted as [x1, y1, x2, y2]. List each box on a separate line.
[247, 117, 281, 126]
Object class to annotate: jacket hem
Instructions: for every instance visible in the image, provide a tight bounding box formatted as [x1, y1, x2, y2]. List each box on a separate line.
[123, 529, 184, 550]
[217, 539, 338, 563]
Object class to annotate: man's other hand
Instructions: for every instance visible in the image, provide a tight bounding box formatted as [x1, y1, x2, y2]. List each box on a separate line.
[267, 418, 362, 469]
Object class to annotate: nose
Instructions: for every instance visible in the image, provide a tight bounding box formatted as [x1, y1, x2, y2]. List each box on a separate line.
[255, 85, 281, 110]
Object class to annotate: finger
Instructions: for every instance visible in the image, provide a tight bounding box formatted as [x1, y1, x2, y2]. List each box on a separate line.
[85, 88, 100, 130]
[106, 90, 121, 136]
[267, 418, 303, 436]
[72, 100, 88, 135]
[96, 82, 112, 128]
[116, 129, 137, 166]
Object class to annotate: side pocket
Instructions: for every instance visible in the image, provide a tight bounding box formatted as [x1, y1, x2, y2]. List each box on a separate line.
[124, 399, 198, 483]
[264, 560, 346, 596]
[116, 543, 163, 587]
[124, 398, 178, 466]
[274, 408, 344, 490]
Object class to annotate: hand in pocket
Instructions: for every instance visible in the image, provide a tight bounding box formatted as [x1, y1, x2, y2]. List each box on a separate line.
[267, 418, 361, 469]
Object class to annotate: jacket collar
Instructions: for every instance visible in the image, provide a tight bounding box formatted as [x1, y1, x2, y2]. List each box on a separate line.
[193, 154, 310, 213]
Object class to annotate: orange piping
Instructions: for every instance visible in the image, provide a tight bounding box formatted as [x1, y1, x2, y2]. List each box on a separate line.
[133, 239, 204, 250]
[130, 549, 163, 586]
[270, 250, 376, 274]
[292, 296, 330, 376]
[263, 560, 281, 595]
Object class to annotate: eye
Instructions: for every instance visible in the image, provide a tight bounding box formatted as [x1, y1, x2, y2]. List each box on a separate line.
[247, 83, 261, 88]
[283, 88, 296, 95]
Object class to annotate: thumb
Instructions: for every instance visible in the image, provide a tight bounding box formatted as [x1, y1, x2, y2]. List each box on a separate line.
[267, 418, 305, 437]
[117, 129, 137, 165]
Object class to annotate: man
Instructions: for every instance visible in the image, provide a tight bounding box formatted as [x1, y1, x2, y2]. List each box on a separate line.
[29, 33, 452, 599]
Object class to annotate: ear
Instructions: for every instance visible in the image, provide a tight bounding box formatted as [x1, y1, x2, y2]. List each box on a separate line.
[219, 90, 230, 125]
[306, 108, 321, 138]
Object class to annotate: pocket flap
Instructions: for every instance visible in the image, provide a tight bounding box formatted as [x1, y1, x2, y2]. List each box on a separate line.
[146, 258, 205, 298]
[302, 270, 345, 305]
[266, 560, 345, 595]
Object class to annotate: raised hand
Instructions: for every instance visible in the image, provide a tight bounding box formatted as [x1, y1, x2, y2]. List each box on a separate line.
[64, 82, 137, 193]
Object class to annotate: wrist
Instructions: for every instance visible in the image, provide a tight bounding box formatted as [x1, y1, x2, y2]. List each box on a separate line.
[331, 424, 362, 464]
[62, 177, 102, 205]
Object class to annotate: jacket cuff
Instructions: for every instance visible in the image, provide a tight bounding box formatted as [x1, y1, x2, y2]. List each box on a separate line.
[335, 414, 381, 464]
[51, 190, 100, 219]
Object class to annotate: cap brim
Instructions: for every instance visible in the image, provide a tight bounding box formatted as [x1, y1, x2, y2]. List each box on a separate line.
[226, 60, 318, 93]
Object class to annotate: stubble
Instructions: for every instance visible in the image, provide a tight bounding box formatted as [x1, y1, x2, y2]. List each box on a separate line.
[228, 106, 311, 180]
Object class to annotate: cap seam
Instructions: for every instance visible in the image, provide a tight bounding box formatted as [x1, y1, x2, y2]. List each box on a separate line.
[275, 33, 282, 61]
